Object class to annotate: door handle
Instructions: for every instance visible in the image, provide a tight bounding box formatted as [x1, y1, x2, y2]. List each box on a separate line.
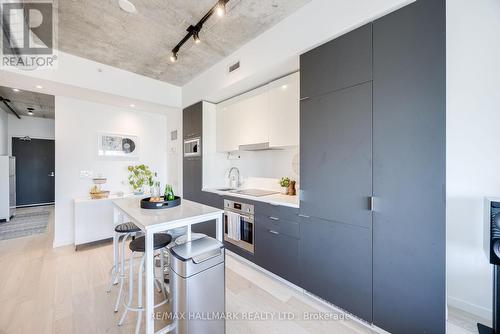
[368, 196, 375, 212]
[268, 230, 280, 235]
[48, 172, 55, 177]
[269, 216, 280, 221]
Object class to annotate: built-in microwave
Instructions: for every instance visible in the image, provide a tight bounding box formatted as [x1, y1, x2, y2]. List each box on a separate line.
[184, 137, 200, 157]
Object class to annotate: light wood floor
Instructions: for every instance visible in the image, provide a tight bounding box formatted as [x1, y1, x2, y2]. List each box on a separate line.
[0, 207, 487, 333]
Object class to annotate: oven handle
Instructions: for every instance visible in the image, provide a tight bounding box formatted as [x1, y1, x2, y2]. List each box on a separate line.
[224, 210, 254, 222]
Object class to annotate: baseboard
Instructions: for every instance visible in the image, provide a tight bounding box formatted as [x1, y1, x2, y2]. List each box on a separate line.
[225, 250, 389, 334]
[52, 238, 74, 248]
[448, 295, 492, 321]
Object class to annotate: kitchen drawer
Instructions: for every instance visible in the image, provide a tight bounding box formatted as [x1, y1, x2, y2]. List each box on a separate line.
[255, 223, 300, 286]
[255, 202, 299, 222]
[256, 214, 300, 240]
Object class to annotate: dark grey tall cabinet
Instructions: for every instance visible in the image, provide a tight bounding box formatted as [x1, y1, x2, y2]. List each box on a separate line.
[372, 1, 446, 332]
[299, 0, 445, 332]
[183, 101, 219, 238]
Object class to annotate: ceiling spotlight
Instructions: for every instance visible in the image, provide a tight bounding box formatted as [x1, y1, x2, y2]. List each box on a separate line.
[170, 52, 178, 63]
[130, 104, 135, 108]
[193, 31, 201, 44]
[118, 0, 137, 13]
[12, 88, 20, 92]
[27, 107, 34, 115]
[216, 1, 227, 17]
[35, 85, 43, 89]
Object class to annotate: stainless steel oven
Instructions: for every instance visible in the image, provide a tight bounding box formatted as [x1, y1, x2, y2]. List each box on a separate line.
[184, 137, 200, 157]
[224, 199, 254, 254]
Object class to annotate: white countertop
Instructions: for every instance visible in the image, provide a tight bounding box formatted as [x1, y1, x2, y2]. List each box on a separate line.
[203, 188, 299, 208]
[73, 193, 140, 204]
[112, 197, 223, 231]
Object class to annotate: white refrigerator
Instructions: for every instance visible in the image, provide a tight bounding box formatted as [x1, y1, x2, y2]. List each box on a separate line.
[0, 156, 16, 222]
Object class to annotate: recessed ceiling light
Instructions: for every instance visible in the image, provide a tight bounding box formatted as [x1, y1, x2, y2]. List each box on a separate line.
[35, 85, 43, 89]
[130, 104, 135, 108]
[118, 0, 137, 13]
[12, 88, 20, 92]
[281, 85, 288, 90]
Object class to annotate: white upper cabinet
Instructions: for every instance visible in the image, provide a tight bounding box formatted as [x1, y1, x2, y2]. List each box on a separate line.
[216, 72, 299, 152]
[268, 72, 299, 147]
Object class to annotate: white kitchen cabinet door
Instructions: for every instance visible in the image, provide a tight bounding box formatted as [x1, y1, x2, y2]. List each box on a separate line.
[268, 72, 300, 147]
[216, 103, 240, 152]
[237, 86, 270, 146]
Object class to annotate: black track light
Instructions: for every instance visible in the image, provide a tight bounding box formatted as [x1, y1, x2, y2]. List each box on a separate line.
[193, 31, 201, 44]
[216, 1, 227, 17]
[170, 51, 178, 63]
[169, 0, 230, 64]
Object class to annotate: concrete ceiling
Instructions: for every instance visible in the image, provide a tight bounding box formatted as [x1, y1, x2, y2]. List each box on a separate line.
[58, 0, 311, 86]
[0, 86, 55, 119]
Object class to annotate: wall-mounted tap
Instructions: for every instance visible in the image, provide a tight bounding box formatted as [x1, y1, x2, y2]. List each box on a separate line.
[228, 167, 240, 189]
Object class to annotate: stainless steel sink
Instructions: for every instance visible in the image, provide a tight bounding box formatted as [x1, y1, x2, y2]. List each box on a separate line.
[216, 188, 236, 192]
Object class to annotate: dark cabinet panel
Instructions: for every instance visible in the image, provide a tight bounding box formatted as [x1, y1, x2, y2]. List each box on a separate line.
[256, 214, 299, 239]
[191, 192, 223, 239]
[300, 217, 372, 322]
[183, 158, 202, 201]
[300, 82, 372, 228]
[183, 102, 202, 139]
[255, 202, 299, 222]
[372, 0, 446, 333]
[300, 24, 372, 99]
[255, 218, 300, 285]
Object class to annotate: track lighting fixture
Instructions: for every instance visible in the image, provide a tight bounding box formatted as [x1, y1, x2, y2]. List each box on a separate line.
[193, 31, 201, 44]
[216, 1, 227, 17]
[169, 0, 230, 63]
[170, 51, 178, 63]
[27, 107, 34, 115]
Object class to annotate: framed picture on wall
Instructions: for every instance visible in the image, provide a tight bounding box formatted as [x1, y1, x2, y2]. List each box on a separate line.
[97, 133, 139, 159]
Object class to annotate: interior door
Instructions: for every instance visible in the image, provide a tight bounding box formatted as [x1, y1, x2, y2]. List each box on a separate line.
[12, 138, 55, 206]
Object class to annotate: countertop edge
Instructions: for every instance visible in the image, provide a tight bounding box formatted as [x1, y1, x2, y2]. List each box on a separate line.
[202, 188, 300, 209]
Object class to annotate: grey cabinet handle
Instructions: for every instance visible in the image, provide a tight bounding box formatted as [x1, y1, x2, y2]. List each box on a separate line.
[268, 230, 280, 235]
[298, 214, 310, 218]
[368, 196, 375, 212]
[269, 216, 280, 221]
[300, 96, 310, 101]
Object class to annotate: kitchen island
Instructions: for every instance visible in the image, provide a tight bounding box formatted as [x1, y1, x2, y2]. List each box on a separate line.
[112, 197, 224, 334]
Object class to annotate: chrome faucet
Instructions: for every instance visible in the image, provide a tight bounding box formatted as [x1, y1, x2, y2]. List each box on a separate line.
[228, 167, 240, 189]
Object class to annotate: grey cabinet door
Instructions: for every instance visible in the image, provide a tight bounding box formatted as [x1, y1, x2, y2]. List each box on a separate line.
[372, 0, 446, 333]
[300, 24, 372, 99]
[300, 217, 372, 322]
[183, 102, 202, 139]
[183, 158, 202, 201]
[300, 82, 372, 228]
[255, 216, 300, 286]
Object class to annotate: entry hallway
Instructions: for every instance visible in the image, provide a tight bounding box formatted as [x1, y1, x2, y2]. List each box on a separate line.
[0, 208, 485, 334]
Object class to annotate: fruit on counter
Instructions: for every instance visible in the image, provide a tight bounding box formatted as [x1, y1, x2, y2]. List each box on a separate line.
[149, 197, 164, 203]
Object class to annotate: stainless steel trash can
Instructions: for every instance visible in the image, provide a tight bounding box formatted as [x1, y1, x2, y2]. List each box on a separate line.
[170, 236, 225, 334]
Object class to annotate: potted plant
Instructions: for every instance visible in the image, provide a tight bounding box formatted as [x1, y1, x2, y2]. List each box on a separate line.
[127, 164, 152, 195]
[279, 177, 291, 195]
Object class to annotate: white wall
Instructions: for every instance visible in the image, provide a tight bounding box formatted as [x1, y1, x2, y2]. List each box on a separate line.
[0, 107, 7, 155]
[446, 0, 500, 320]
[53, 96, 177, 247]
[7, 115, 55, 155]
[182, 0, 413, 106]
